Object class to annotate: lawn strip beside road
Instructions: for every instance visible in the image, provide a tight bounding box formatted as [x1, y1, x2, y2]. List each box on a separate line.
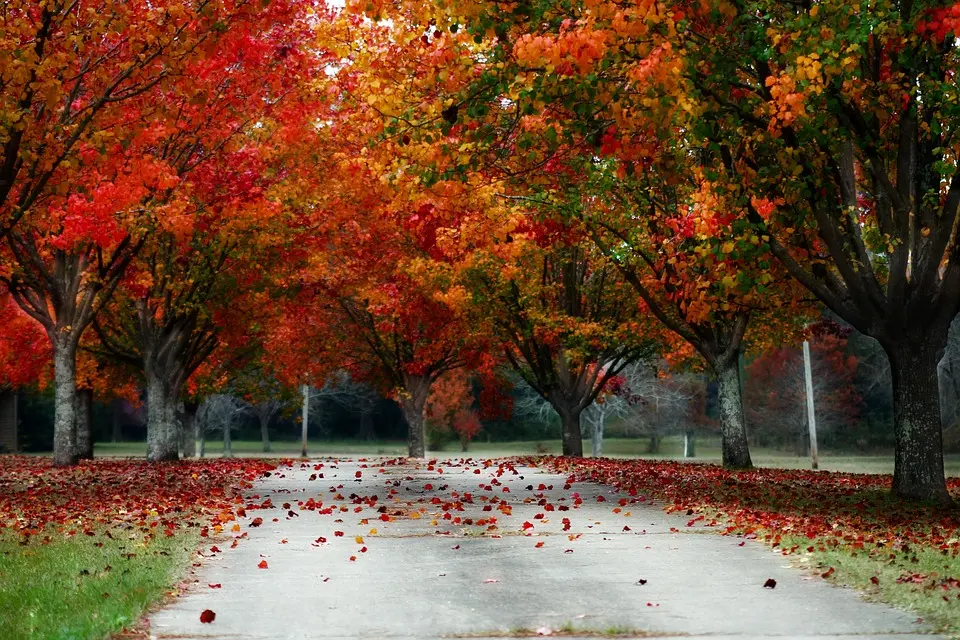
[0, 455, 286, 639]
[0, 528, 197, 640]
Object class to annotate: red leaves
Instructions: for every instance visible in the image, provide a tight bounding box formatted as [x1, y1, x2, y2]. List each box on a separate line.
[821, 567, 835, 579]
[543, 457, 960, 563]
[334, 531, 345, 537]
[258, 560, 269, 569]
[208, 584, 222, 589]
[0, 457, 281, 542]
[763, 579, 777, 589]
[250, 517, 264, 527]
[561, 518, 571, 531]
[200, 610, 216, 623]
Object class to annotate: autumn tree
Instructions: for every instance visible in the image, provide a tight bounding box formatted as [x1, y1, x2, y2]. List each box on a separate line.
[425, 369, 483, 450]
[458, 233, 655, 456]
[1, 0, 215, 239]
[2, 0, 323, 465]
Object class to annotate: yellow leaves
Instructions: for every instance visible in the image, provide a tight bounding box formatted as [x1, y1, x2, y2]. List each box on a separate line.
[809, 5, 819, 18]
[721, 241, 735, 254]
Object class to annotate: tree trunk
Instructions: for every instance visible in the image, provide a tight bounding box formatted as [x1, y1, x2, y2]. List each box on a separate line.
[199, 427, 206, 458]
[684, 431, 696, 458]
[646, 435, 661, 454]
[180, 402, 198, 458]
[260, 413, 272, 453]
[591, 412, 605, 457]
[401, 400, 426, 458]
[715, 357, 753, 469]
[146, 369, 179, 462]
[401, 374, 430, 458]
[888, 344, 951, 503]
[74, 388, 94, 460]
[52, 340, 79, 467]
[223, 419, 233, 458]
[558, 407, 584, 457]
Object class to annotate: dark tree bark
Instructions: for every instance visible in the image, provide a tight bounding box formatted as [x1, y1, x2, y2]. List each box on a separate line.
[715, 355, 753, 469]
[74, 388, 94, 460]
[51, 339, 78, 467]
[146, 366, 179, 462]
[180, 401, 198, 458]
[556, 404, 584, 457]
[400, 374, 431, 458]
[888, 341, 950, 503]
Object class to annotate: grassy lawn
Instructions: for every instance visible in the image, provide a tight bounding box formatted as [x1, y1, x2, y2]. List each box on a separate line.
[787, 539, 960, 635]
[91, 437, 960, 476]
[0, 456, 281, 640]
[0, 529, 196, 640]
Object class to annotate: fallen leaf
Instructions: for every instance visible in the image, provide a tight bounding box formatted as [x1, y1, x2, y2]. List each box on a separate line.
[763, 578, 777, 588]
[258, 560, 268, 569]
[200, 609, 216, 623]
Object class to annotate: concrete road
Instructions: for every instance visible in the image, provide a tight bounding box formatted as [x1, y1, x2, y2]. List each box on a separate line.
[149, 457, 939, 640]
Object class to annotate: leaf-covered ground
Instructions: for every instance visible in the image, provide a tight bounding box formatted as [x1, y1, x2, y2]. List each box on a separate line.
[0, 456, 285, 639]
[0, 456, 283, 540]
[542, 457, 960, 631]
[542, 458, 960, 555]
[3, 455, 960, 638]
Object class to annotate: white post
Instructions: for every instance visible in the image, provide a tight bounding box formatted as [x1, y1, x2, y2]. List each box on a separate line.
[802, 340, 819, 469]
[301, 384, 310, 458]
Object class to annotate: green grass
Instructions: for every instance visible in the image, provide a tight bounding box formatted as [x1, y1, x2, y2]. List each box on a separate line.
[0, 529, 197, 640]
[90, 437, 960, 476]
[784, 537, 960, 636]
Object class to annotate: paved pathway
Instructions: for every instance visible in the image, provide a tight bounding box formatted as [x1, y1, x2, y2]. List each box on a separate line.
[149, 458, 939, 640]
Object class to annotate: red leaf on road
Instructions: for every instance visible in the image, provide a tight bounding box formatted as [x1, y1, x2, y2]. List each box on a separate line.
[200, 610, 216, 623]
[258, 560, 268, 569]
[250, 517, 263, 527]
[208, 584, 221, 589]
